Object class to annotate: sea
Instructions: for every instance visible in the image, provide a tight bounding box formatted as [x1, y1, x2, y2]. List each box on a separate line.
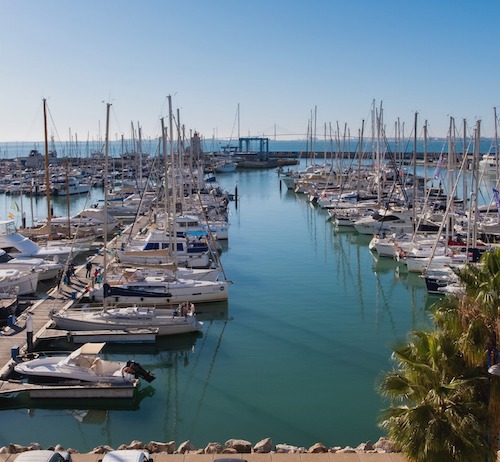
[0, 145, 496, 452]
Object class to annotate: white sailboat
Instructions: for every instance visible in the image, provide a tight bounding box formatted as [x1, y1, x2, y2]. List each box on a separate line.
[51, 304, 203, 336]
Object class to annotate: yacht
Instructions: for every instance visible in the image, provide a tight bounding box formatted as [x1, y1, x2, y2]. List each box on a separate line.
[0, 220, 81, 263]
[51, 176, 91, 196]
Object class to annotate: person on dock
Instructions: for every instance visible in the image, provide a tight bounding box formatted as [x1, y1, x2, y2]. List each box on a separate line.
[85, 260, 92, 278]
[26, 314, 33, 353]
[65, 267, 72, 286]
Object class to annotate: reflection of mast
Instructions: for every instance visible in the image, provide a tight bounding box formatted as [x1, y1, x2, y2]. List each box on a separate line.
[190, 320, 228, 432]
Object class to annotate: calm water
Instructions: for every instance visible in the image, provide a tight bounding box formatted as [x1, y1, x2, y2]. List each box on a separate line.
[0, 163, 458, 451]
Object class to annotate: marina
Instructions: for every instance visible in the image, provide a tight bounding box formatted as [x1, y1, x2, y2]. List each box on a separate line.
[0, 134, 498, 453]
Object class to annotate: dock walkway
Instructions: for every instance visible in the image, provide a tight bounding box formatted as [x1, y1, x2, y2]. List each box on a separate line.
[0, 215, 148, 380]
[0, 262, 93, 380]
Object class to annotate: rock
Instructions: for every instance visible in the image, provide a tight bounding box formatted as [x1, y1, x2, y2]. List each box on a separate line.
[67, 448, 79, 454]
[253, 438, 272, 453]
[224, 439, 252, 453]
[308, 443, 328, 453]
[337, 446, 356, 453]
[0, 447, 8, 454]
[53, 445, 65, 452]
[374, 437, 398, 453]
[356, 441, 374, 452]
[145, 441, 175, 454]
[177, 440, 195, 454]
[221, 448, 237, 454]
[275, 444, 305, 453]
[8, 444, 28, 454]
[204, 442, 223, 454]
[126, 441, 144, 450]
[90, 445, 114, 454]
[28, 443, 43, 451]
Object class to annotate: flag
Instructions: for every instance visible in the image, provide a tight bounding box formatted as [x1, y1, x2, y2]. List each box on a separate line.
[8, 212, 14, 219]
[11, 200, 20, 212]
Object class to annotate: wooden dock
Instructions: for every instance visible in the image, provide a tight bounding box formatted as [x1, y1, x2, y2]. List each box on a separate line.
[0, 378, 137, 399]
[40, 327, 159, 344]
[0, 282, 84, 380]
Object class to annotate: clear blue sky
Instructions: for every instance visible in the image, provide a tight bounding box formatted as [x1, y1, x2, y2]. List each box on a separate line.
[1, 1, 498, 144]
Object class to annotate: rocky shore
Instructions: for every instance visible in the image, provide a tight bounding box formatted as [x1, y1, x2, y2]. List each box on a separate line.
[1, 437, 399, 456]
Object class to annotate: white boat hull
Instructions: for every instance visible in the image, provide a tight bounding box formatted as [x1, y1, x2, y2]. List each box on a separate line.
[52, 307, 203, 336]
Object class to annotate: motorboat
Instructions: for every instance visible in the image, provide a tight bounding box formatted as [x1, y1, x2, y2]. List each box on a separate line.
[214, 159, 237, 173]
[0, 220, 83, 263]
[353, 207, 415, 235]
[0, 267, 39, 295]
[14, 342, 155, 384]
[0, 290, 18, 322]
[51, 305, 203, 336]
[0, 249, 63, 280]
[36, 207, 118, 236]
[51, 176, 91, 196]
[115, 228, 211, 268]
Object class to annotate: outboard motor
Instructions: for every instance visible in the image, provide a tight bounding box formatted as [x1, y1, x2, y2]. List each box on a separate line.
[126, 360, 156, 383]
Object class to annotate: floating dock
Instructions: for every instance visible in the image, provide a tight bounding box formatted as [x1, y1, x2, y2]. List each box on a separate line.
[0, 378, 137, 399]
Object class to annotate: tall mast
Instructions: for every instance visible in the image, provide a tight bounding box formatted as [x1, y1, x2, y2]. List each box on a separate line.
[43, 98, 51, 235]
[168, 95, 177, 262]
[412, 112, 418, 224]
[494, 107, 499, 179]
[103, 102, 111, 296]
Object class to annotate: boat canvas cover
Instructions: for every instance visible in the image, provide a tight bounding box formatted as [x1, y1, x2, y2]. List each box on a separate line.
[66, 342, 106, 360]
[78, 342, 106, 355]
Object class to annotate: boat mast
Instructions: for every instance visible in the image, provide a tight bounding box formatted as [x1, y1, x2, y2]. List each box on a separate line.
[168, 95, 177, 263]
[43, 98, 52, 236]
[412, 112, 418, 226]
[103, 102, 111, 309]
[494, 107, 499, 179]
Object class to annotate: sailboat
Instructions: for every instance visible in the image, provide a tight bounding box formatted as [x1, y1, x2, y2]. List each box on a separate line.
[51, 101, 204, 337]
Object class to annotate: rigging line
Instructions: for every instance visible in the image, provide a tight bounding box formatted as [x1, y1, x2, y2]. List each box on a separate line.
[185, 159, 231, 282]
[121, 148, 161, 247]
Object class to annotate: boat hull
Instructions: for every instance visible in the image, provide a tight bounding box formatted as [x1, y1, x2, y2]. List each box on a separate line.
[52, 307, 203, 336]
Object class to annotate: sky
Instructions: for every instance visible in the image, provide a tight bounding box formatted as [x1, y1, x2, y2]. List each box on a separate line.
[1, 1, 499, 145]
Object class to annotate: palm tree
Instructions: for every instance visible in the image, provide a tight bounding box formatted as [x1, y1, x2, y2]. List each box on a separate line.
[378, 328, 492, 462]
[435, 247, 500, 453]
